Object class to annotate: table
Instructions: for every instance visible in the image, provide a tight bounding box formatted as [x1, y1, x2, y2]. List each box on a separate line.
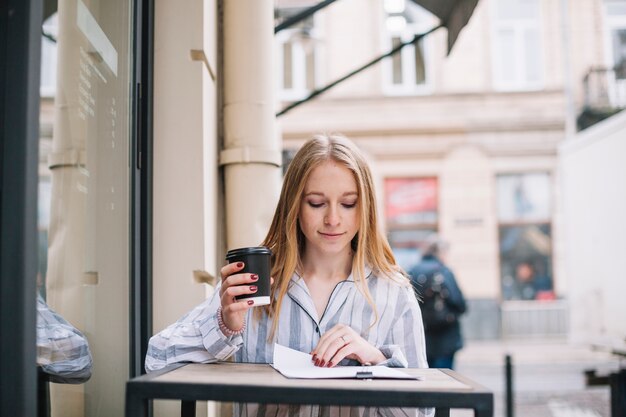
[125, 362, 493, 417]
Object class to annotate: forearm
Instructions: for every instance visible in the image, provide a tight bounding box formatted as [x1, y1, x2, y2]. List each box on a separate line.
[145, 295, 243, 372]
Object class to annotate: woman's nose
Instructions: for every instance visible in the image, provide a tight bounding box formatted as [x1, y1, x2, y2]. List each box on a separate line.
[324, 207, 340, 225]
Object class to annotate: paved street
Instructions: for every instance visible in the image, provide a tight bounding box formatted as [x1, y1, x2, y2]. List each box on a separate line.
[450, 339, 622, 417]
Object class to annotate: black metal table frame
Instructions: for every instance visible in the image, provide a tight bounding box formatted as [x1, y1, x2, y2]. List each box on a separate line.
[126, 363, 493, 417]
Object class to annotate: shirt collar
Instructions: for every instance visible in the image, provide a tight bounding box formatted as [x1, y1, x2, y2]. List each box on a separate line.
[285, 266, 373, 324]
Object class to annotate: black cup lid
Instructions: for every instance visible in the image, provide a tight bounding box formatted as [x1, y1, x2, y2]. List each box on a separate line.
[225, 246, 272, 259]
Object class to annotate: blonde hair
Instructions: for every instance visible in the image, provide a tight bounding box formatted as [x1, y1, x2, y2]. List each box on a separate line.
[260, 133, 408, 339]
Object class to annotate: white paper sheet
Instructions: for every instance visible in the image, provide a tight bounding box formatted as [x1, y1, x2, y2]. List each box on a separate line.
[271, 344, 421, 380]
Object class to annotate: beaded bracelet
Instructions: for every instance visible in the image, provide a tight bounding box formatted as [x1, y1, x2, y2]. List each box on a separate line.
[217, 306, 246, 337]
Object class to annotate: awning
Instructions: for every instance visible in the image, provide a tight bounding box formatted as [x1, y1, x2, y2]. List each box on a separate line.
[275, 0, 481, 116]
[275, 0, 480, 55]
[411, 0, 480, 54]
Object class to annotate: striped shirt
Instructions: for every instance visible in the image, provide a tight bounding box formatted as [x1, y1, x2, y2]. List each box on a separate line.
[37, 294, 93, 383]
[146, 269, 433, 417]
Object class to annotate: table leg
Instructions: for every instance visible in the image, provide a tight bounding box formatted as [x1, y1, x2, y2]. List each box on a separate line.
[474, 404, 494, 417]
[181, 400, 196, 417]
[125, 388, 148, 417]
[37, 368, 50, 417]
[435, 408, 450, 417]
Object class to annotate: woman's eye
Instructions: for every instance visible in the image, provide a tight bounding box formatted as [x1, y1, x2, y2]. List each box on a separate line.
[342, 202, 357, 209]
[308, 202, 324, 208]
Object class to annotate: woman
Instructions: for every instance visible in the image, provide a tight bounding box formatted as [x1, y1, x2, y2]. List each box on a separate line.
[146, 133, 431, 416]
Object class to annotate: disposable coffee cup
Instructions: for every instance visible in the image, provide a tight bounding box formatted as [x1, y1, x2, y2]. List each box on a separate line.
[225, 246, 272, 306]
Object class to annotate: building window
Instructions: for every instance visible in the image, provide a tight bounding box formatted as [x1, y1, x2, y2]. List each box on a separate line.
[491, 0, 543, 91]
[611, 29, 626, 79]
[605, 0, 626, 106]
[41, 13, 58, 97]
[382, 0, 433, 95]
[275, 8, 319, 101]
[497, 173, 554, 301]
[384, 177, 438, 271]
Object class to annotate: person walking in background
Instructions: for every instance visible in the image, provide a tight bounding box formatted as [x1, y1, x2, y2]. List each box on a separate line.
[146, 133, 432, 417]
[409, 235, 466, 370]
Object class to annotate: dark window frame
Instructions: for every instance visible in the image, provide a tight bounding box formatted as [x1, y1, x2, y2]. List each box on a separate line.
[0, 0, 42, 415]
[130, 0, 155, 379]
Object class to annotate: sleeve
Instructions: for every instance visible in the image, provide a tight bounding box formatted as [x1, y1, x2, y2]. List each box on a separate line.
[378, 285, 429, 369]
[36, 295, 93, 384]
[144, 282, 243, 372]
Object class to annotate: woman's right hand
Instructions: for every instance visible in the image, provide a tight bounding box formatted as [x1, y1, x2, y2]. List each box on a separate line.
[218, 262, 260, 332]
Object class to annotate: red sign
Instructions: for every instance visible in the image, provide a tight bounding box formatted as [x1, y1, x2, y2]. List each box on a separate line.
[384, 178, 438, 223]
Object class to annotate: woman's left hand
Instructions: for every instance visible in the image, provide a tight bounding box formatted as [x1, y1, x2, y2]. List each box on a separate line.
[311, 324, 386, 367]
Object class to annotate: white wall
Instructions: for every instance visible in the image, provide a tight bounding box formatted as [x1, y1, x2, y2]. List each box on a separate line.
[153, 0, 217, 415]
[154, 0, 207, 334]
[560, 111, 626, 345]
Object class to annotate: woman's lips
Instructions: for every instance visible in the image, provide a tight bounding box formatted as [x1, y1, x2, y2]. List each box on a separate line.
[319, 232, 344, 239]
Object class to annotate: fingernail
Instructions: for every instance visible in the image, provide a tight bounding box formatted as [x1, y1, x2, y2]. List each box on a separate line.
[327, 361, 333, 368]
[236, 262, 244, 268]
[247, 300, 254, 305]
[314, 359, 320, 366]
[312, 354, 317, 362]
[320, 360, 325, 367]
[250, 274, 258, 281]
[249, 285, 257, 292]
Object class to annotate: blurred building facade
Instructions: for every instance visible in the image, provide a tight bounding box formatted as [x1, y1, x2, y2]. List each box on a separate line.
[275, 0, 626, 341]
[15, 0, 625, 416]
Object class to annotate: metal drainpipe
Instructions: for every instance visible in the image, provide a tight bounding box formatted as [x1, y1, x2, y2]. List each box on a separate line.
[221, 0, 282, 250]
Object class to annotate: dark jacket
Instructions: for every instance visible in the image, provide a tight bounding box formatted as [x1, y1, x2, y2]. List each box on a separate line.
[408, 254, 467, 359]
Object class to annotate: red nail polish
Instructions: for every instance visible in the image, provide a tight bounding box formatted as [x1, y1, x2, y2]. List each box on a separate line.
[250, 274, 258, 281]
[250, 285, 257, 292]
[327, 361, 333, 368]
[247, 300, 254, 305]
[236, 262, 243, 268]
[320, 360, 325, 367]
[312, 354, 317, 361]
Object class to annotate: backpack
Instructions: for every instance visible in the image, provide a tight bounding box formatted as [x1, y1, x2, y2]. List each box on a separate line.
[413, 268, 458, 331]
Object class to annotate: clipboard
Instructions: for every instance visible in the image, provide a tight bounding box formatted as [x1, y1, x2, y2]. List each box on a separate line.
[271, 344, 422, 380]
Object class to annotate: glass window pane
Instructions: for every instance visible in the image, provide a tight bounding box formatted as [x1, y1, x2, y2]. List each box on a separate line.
[305, 49, 315, 90]
[277, 7, 316, 96]
[37, 177, 52, 298]
[496, 0, 539, 20]
[38, 0, 133, 414]
[497, 173, 551, 222]
[612, 29, 626, 79]
[606, 1, 626, 16]
[404, 0, 430, 24]
[414, 40, 426, 84]
[500, 224, 553, 300]
[386, 15, 407, 33]
[40, 14, 58, 96]
[384, 0, 406, 14]
[495, 29, 516, 84]
[391, 37, 403, 84]
[524, 28, 542, 83]
[283, 43, 293, 89]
